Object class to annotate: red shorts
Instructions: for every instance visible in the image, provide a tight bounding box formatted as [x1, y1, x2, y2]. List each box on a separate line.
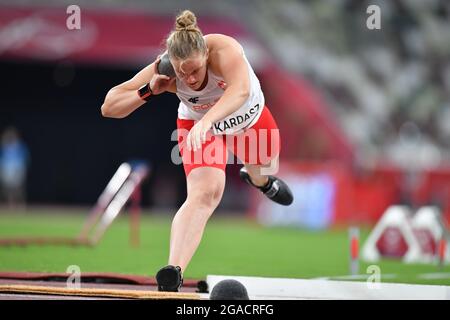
[176, 105, 280, 176]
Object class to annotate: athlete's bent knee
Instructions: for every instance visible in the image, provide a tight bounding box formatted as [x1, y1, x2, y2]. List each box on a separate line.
[187, 186, 223, 209]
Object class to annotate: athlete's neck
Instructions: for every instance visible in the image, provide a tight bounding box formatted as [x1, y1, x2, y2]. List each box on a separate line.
[195, 68, 208, 91]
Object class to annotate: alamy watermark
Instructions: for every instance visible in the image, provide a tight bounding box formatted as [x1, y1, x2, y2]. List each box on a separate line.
[366, 5, 381, 30]
[66, 265, 81, 289]
[366, 265, 381, 289]
[170, 127, 280, 175]
[66, 5, 81, 30]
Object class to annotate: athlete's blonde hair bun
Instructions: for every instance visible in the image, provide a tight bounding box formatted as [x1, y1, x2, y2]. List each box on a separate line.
[166, 9, 206, 59]
[175, 10, 199, 32]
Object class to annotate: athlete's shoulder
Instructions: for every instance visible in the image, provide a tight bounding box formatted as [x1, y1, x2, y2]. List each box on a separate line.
[204, 33, 236, 41]
[204, 34, 242, 51]
[205, 34, 245, 77]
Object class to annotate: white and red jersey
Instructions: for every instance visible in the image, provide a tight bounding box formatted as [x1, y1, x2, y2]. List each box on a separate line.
[176, 52, 265, 135]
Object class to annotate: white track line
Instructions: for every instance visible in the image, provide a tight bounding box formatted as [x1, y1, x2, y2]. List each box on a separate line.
[207, 275, 450, 300]
[418, 273, 450, 280]
[313, 274, 398, 281]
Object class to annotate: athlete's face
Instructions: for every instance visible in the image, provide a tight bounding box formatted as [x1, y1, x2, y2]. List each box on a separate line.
[172, 51, 208, 91]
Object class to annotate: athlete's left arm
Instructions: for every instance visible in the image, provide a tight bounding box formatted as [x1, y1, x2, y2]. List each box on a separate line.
[186, 45, 250, 151]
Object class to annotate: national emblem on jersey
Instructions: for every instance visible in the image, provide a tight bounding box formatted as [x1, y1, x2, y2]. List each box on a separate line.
[217, 80, 227, 90]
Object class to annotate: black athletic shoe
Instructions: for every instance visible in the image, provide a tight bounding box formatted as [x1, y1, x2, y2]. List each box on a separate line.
[239, 167, 294, 206]
[156, 265, 183, 292]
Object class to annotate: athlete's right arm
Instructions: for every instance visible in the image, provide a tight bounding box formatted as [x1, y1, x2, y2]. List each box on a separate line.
[101, 59, 176, 119]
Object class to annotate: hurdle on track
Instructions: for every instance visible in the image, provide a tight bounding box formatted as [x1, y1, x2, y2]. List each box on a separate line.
[0, 162, 150, 247]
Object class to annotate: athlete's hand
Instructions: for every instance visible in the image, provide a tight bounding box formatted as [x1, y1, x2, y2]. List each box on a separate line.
[149, 57, 175, 95]
[186, 118, 213, 152]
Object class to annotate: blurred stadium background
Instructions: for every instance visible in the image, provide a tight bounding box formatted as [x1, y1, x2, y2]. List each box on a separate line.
[1, 0, 450, 288]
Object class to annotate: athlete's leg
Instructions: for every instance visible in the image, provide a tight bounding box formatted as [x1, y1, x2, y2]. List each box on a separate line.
[229, 106, 293, 206]
[166, 118, 228, 272]
[230, 105, 280, 185]
[243, 155, 278, 187]
[168, 166, 225, 271]
[157, 119, 228, 291]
